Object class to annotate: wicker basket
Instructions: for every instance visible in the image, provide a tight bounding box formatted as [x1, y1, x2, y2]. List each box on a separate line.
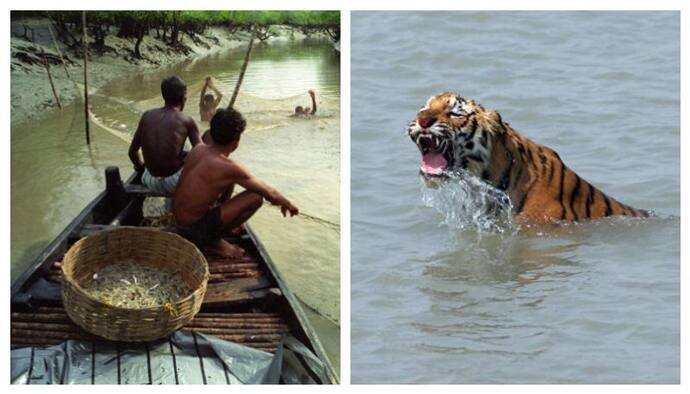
[61, 226, 209, 342]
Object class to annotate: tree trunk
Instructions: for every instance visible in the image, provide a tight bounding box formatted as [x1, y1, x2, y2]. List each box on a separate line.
[326, 27, 340, 42]
[134, 30, 144, 58]
[170, 11, 179, 45]
[170, 27, 179, 45]
[51, 18, 80, 48]
[91, 25, 106, 52]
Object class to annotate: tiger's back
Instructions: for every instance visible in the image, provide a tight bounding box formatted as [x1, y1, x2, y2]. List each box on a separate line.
[495, 122, 650, 222]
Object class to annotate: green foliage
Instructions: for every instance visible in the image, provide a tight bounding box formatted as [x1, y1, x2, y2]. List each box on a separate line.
[42, 10, 339, 31]
[32, 10, 341, 50]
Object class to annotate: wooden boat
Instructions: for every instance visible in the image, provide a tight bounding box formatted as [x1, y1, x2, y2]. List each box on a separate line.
[10, 167, 338, 384]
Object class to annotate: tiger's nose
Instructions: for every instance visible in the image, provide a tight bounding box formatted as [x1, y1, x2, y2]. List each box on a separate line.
[417, 116, 436, 128]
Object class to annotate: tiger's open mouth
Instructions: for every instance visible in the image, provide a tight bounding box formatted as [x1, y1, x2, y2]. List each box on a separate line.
[417, 135, 453, 176]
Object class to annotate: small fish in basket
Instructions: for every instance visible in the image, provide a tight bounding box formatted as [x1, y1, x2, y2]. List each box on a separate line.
[85, 260, 191, 308]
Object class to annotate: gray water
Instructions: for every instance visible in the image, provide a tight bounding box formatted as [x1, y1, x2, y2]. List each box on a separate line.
[351, 11, 679, 383]
[11, 39, 340, 373]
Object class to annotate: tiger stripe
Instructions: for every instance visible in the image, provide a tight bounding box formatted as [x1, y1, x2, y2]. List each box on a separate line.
[585, 183, 594, 219]
[569, 174, 581, 221]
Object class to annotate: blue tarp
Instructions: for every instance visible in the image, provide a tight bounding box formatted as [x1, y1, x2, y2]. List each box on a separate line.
[11, 331, 283, 384]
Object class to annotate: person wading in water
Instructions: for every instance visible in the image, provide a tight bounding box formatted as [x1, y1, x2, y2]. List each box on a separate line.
[199, 76, 224, 122]
[291, 89, 317, 117]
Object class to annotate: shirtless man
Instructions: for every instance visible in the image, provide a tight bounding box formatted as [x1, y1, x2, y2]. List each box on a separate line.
[291, 89, 317, 117]
[199, 76, 224, 122]
[174, 108, 299, 257]
[128, 76, 201, 195]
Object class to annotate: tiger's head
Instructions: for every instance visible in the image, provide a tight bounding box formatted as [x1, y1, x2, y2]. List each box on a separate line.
[407, 92, 504, 179]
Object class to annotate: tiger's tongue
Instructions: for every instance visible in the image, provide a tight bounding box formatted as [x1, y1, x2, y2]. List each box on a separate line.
[421, 153, 448, 175]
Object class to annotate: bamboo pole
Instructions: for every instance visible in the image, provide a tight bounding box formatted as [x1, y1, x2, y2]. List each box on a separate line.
[29, 306, 282, 319]
[10, 314, 284, 324]
[40, 49, 63, 110]
[208, 270, 260, 277]
[11, 328, 283, 344]
[47, 24, 72, 81]
[11, 328, 99, 341]
[227, 32, 255, 110]
[206, 256, 258, 263]
[11, 336, 279, 353]
[208, 260, 260, 266]
[208, 263, 260, 271]
[207, 260, 260, 266]
[11, 313, 71, 323]
[82, 11, 91, 145]
[11, 321, 288, 336]
[12, 321, 86, 332]
[186, 327, 287, 336]
[194, 312, 280, 318]
[12, 310, 277, 318]
[10, 336, 279, 353]
[209, 273, 260, 282]
[185, 321, 287, 330]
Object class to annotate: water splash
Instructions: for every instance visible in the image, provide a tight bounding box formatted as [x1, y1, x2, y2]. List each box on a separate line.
[420, 170, 517, 234]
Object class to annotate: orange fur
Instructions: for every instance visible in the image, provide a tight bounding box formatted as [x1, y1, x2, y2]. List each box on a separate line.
[409, 93, 649, 223]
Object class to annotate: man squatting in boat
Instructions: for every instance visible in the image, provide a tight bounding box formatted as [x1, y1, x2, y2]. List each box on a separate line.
[129, 76, 299, 258]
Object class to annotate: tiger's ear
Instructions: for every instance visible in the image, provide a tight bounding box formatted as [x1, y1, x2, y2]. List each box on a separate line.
[484, 109, 505, 133]
[452, 95, 470, 116]
[486, 109, 502, 124]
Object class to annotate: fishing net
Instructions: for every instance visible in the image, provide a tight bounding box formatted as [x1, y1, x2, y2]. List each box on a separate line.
[132, 79, 338, 134]
[76, 77, 339, 147]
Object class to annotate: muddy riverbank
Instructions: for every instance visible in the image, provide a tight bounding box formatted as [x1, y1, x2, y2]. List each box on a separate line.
[10, 17, 320, 124]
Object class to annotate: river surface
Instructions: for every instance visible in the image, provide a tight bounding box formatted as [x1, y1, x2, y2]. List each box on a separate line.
[11, 39, 340, 373]
[351, 11, 679, 383]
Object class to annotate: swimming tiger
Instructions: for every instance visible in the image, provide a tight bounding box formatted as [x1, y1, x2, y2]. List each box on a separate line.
[407, 92, 651, 224]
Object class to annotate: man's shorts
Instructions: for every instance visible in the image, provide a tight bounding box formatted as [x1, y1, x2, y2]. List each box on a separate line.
[177, 206, 224, 247]
[141, 167, 182, 196]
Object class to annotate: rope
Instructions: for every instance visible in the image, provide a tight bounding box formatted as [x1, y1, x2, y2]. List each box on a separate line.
[299, 212, 340, 230]
[263, 201, 339, 231]
[295, 293, 340, 326]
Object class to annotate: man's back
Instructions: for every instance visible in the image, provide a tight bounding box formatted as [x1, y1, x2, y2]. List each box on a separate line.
[139, 107, 198, 177]
[173, 144, 236, 225]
